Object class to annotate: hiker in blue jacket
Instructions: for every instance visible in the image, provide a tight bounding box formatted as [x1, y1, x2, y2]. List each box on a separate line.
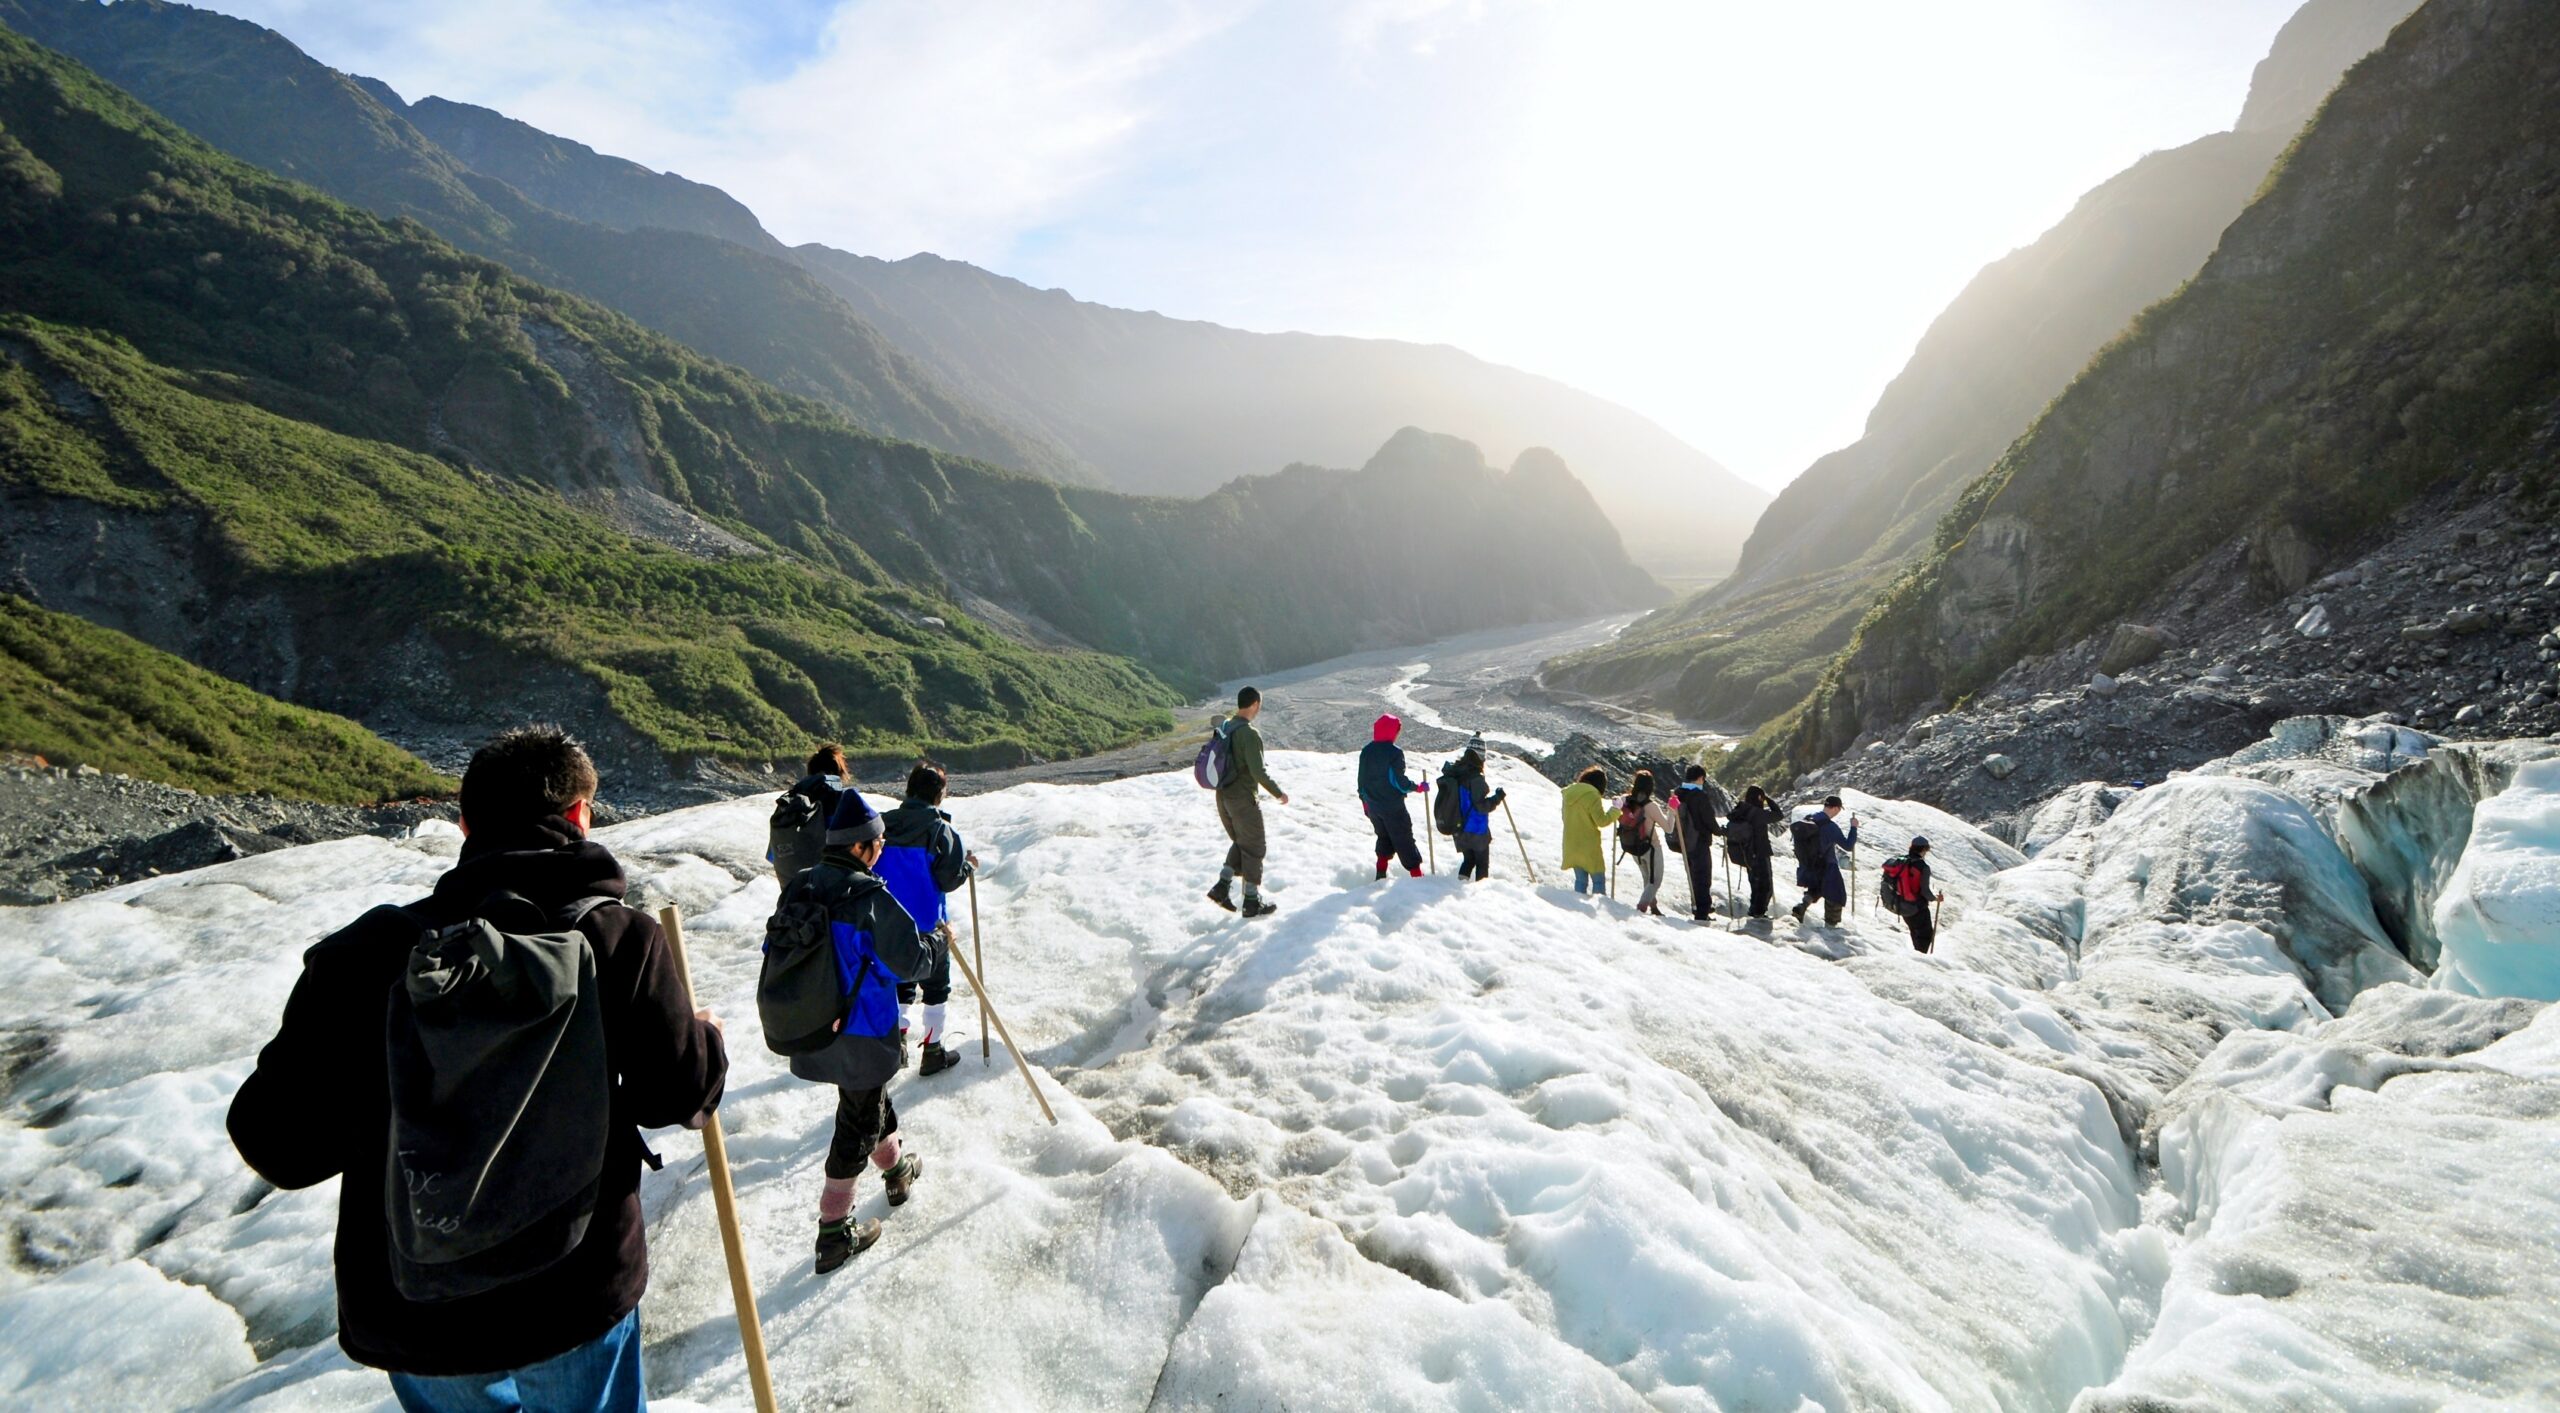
[877, 762, 976, 1077]
[1790, 795, 1859, 927]
[1357, 714, 1427, 880]
[1440, 744, 1506, 882]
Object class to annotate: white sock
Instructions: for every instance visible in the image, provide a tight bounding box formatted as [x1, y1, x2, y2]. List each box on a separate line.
[900, 1001, 917, 1036]
[921, 1003, 947, 1045]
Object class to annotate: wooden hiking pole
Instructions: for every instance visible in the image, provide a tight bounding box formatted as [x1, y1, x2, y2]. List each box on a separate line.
[945, 938, 1057, 1125]
[1500, 797, 1535, 882]
[1609, 841, 1619, 899]
[655, 907, 778, 1413]
[969, 876, 989, 1062]
[1422, 782, 1436, 874]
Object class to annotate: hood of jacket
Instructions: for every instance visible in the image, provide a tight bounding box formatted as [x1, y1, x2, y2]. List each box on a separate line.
[433, 815, 627, 917]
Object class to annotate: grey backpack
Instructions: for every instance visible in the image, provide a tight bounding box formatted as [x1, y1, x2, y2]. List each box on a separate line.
[383, 892, 615, 1302]
[768, 783, 833, 882]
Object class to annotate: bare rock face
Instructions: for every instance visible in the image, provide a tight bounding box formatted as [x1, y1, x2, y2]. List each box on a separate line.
[2100, 624, 2175, 676]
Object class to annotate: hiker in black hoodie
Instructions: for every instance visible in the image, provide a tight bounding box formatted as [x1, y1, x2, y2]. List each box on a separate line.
[1724, 784, 1781, 919]
[1671, 765, 1723, 921]
[878, 762, 977, 1076]
[228, 726, 726, 1408]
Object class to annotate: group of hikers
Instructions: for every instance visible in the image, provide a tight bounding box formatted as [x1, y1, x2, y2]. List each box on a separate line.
[224, 700, 1948, 1411]
[1227, 688, 1947, 945]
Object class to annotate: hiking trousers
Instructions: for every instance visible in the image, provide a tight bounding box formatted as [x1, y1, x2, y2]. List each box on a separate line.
[1905, 906, 1937, 954]
[1681, 844, 1715, 918]
[826, 1086, 900, 1181]
[1737, 855, 1774, 917]
[1369, 803, 1421, 874]
[898, 922, 954, 1011]
[1218, 791, 1267, 885]
[1632, 846, 1663, 909]
[1456, 833, 1491, 881]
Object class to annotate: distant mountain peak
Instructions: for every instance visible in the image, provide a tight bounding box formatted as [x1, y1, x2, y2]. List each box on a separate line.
[2237, 0, 2426, 135]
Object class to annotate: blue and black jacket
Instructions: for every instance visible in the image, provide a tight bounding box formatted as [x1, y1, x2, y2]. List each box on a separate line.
[878, 798, 973, 932]
[785, 860, 935, 1091]
[1357, 740, 1422, 815]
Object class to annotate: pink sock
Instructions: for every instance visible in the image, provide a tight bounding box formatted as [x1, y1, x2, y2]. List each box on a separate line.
[818, 1175, 857, 1222]
[871, 1136, 901, 1171]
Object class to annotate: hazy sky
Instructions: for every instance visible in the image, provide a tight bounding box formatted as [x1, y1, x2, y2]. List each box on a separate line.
[197, 0, 2306, 491]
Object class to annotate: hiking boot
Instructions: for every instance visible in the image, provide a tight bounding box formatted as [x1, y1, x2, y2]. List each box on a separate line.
[1375, 859, 1390, 881]
[881, 1153, 923, 1207]
[1241, 897, 1278, 919]
[815, 1216, 881, 1274]
[919, 1041, 959, 1077]
[1789, 901, 1809, 923]
[1207, 881, 1237, 913]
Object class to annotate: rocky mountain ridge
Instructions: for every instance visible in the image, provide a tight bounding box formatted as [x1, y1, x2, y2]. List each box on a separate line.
[1542, 0, 2424, 729]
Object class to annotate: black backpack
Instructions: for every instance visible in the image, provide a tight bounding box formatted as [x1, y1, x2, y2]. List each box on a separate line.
[759, 866, 903, 1056]
[384, 892, 616, 1302]
[1790, 815, 1823, 869]
[768, 786, 829, 881]
[1433, 768, 1467, 836]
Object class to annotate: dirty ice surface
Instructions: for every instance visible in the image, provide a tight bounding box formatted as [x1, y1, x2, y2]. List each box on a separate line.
[0, 727, 2554, 1410]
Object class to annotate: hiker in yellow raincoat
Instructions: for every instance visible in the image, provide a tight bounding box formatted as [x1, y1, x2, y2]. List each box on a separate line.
[1560, 765, 1611, 896]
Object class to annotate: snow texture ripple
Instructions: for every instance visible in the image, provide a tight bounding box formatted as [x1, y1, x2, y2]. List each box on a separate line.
[0, 729, 2552, 1410]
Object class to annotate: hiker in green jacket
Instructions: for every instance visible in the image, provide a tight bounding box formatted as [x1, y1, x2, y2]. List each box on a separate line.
[1209, 685, 1288, 918]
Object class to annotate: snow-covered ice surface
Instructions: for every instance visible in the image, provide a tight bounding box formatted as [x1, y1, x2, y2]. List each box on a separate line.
[2432, 757, 2560, 1001]
[0, 728, 2554, 1410]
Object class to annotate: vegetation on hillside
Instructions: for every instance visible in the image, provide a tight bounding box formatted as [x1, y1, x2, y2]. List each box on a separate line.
[0, 594, 453, 801]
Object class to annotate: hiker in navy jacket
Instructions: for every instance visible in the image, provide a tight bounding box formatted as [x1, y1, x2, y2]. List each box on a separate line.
[1357, 714, 1426, 879]
[228, 726, 725, 1407]
[1672, 766, 1722, 921]
[1791, 795, 1859, 928]
[877, 762, 976, 1077]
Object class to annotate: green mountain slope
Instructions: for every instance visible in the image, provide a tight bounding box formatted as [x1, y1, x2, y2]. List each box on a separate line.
[0, 594, 451, 801]
[0, 0, 1088, 483]
[1740, 0, 2560, 779]
[0, 26, 1655, 779]
[1544, 0, 2422, 728]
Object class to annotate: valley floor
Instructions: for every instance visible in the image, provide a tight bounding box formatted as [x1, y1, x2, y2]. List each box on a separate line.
[2, 725, 2556, 1410]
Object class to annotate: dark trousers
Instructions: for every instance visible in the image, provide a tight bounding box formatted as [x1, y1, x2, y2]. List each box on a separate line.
[1741, 856, 1774, 917]
[1218, 791, 1266, 886]
[1681, 846, 1716, 918]
[1368, 803, 1421, 873]
[1906, 905, 1937, 954]
[825, 1086, 900, 1180]
[1456, 836, 1490, 880]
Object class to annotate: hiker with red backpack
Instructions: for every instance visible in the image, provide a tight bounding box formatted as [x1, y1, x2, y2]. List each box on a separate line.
[1201, 686, 1287, 918]
[1617, 769, 1673, 914]
[1880, 837, 1946, 953]
[1438, 740, 1507, 881]
[228, 726, 727, 1411]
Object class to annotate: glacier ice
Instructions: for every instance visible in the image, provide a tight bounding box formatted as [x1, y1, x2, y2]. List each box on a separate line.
[2432, 756, 2560, 1001]
[0, 736, 2549, 1410]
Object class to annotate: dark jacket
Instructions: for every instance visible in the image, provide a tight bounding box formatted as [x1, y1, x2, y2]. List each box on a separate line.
[1357, 740, 1422, 815]
[1218, 716, 1284, 801]
[227, 817, 727, 1377]
[1672, 783, 1721, 854]
[1797, 813, 1858, 888]
[878, 798, 971, 930]
[1725, 798, 1780, 862]
[1443, 753, 1504, 839]
[785, 854, 940, 1091]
